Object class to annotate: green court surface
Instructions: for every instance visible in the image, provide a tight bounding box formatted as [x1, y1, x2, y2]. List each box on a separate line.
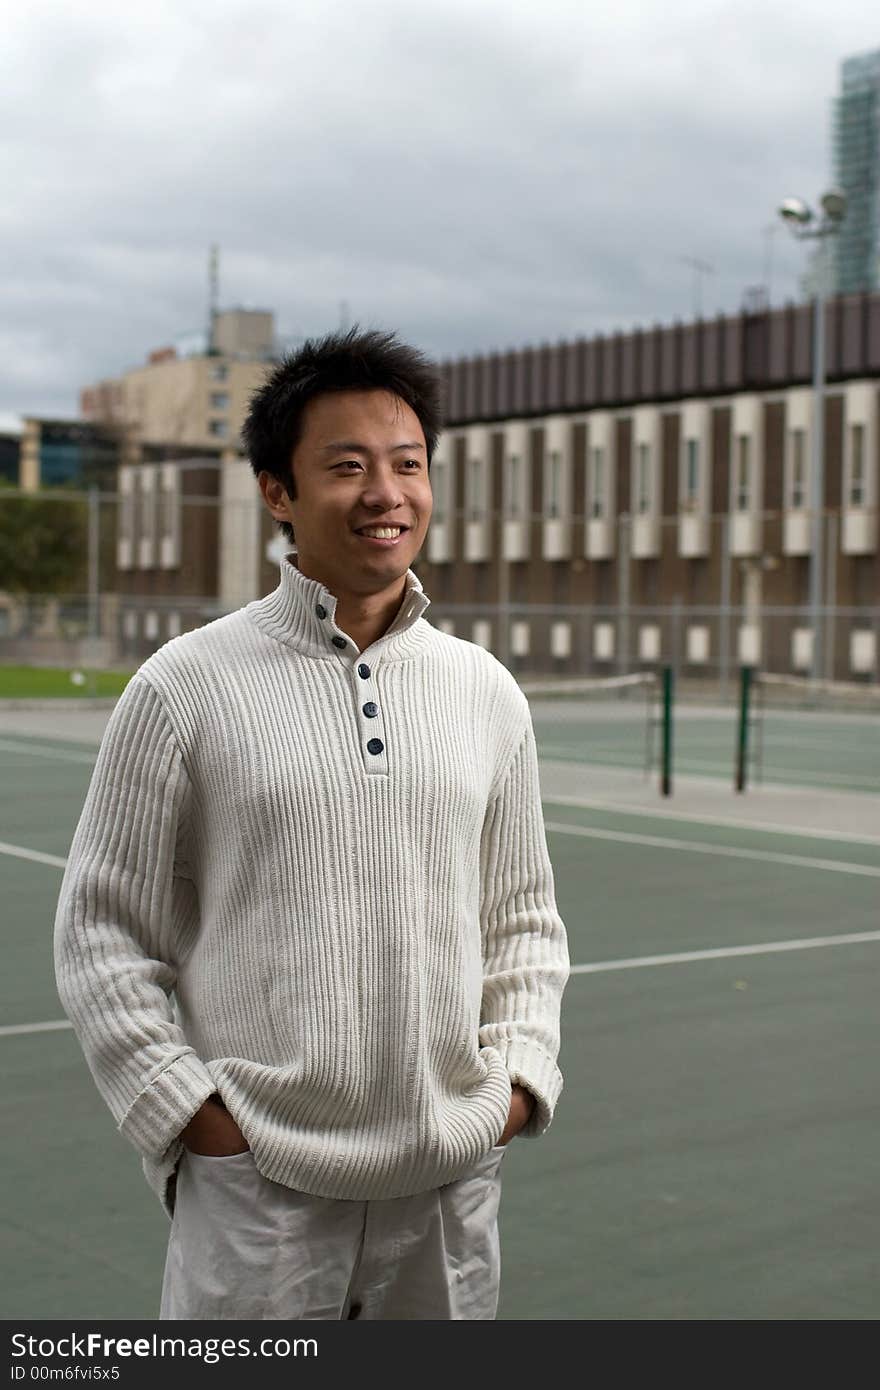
[530, 699, 880, 794]
[1, 698, 879, 1320]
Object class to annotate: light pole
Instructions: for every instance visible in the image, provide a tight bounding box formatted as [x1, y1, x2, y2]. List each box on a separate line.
[778, 190, 846, 683]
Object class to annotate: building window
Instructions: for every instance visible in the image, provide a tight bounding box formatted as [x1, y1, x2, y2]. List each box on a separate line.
[790, 428, 806, 508]
[636, 443, 651, 514]
[432, 459, 449, 522]
[209, 363, 228, 382]
[210, 392, 229, 411]
[590, 446, 605, 519]
[505, 453, 522, 519]
[467, 455, 488, 522]
[119, 470, 134, 547]
[547, 449, 563, 520]
[208, 419, 228, 438]
[850, 423, 865, 505]
[735, 435, 751, 511]
[683, 439, 699, 510]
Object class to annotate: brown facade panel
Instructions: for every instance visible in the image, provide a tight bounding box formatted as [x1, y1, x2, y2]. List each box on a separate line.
[620, 333, 637, 400]
[464, 355, 478, 414]
[824, 394, 843, 509]
[546, 344, 564, 412]
[791, 304, 812, 379]
[661, 412, 679, 515]
[512, 350, 529, 416]
[478, 355, 495, 418]
[497, 351, 515, 418]
[449, 360, 466, 421]
[639, 329, 658, 399]
[659, 326, 678, 397]
[701, 319, 722, 392]
[868, 299, 880, 370]
[742, 314, 766, 386]
[616, 417, 632, 514]
[572, 421, 587, 522]
[582, 340, 599, 406]
[440, 363, 454, 423]
[599, 335, 617, 403]
[562, 341, 581, 408]
[440, 293, 880, 429]
[680, 324, 699, 395]
[840, 295, 865, 375]
[722, 317, 742, 390]
[767, 308, 788, 383]
[711, 406, 731, 514]
[825, 299, 841, 378]
[529, 427, 543, 519]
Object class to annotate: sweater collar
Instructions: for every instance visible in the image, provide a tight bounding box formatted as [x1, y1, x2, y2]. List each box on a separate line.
[245, 550, 433, 663]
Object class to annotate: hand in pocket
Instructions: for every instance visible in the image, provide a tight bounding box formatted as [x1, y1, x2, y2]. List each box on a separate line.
[180, 1095, 250, 1156]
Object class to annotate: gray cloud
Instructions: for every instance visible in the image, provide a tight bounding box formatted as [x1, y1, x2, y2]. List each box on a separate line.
[2, 0, 876, 416]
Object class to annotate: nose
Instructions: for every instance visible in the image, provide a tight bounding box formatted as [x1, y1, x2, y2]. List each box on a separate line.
[361, 468, 406, 512]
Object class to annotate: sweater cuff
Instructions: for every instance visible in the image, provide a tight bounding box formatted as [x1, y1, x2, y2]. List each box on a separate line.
[496, 1038, 563, 1137]
[118, 1051, 218, 1157]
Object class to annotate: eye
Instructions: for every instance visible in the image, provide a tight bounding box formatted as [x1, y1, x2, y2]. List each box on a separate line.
[402, 459, 422, 470]
[335, 460, 363, 471]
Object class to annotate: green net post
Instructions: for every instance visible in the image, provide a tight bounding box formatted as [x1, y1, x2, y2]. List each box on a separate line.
[736, 665, 753, 792]
[661, 666, 673, 797]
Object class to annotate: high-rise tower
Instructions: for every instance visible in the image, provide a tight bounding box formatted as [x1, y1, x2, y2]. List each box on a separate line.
[832, 47, 880, 294]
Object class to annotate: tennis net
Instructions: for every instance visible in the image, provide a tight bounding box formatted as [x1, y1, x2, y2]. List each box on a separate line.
[518, 671, 665, 780]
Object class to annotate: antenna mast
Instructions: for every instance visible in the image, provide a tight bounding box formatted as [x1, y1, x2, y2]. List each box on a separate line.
[208, 244, 219, 352]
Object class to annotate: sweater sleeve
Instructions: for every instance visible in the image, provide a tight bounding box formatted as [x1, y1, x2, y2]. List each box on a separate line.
[53, 675, 216, 1159]
[478, 712, 570, 1137]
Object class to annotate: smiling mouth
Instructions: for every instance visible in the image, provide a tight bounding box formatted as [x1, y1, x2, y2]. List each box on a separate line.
[354, 525, 410, 539]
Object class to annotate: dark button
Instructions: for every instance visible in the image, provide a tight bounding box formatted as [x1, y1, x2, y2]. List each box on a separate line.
[367, 738, 384, 755]
[358, 663, 371, 679]
[332, 636, 347, 649]
[363, 702, 378, 718]
[315, 603, 327, 619]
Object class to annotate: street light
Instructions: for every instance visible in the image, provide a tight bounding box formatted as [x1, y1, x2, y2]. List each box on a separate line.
[778, 188, 846, 683]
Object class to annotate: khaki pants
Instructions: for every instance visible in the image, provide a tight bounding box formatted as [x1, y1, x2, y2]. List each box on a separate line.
[160, 1146, 508, 1321]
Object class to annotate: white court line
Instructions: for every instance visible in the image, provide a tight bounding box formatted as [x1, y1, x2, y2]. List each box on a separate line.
[544, 820, 880, 877]
[0, 738, 96, 765]
[569, 931, 880, 974]
[4, 931, 880, 1037]
[0, 841, 68, 869]
[0, 1020, 73, 1037]
[3, 814, 879, 881]
[542, 793, 880, 847]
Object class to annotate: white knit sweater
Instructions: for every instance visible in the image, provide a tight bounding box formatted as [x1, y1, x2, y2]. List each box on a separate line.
[54, 554, 569, 1214]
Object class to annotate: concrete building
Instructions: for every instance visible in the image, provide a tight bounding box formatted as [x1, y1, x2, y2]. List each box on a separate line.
[832, 47, 880, 295]
[109, 294, 880, 685]
[80, 308, 276, 453]
[13, 417, 129, 492]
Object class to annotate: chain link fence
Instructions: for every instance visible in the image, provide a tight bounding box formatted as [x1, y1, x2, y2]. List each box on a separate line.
[0, 488, 877, 698]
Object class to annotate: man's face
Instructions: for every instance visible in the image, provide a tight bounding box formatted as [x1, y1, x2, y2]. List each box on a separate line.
[262, 389, 432, 597]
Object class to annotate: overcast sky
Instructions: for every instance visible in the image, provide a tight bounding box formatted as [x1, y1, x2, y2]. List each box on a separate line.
[2, 0, 878, 419]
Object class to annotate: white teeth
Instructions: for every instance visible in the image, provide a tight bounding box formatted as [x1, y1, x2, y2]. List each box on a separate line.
[359, 527, 401, 538]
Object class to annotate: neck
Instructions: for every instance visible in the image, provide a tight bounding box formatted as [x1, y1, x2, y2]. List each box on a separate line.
[294, 555, 408, 652]
[336, 589, 408, 652]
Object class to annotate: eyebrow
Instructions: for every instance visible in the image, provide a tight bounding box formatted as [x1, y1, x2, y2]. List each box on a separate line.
[319, 440, 426, 455]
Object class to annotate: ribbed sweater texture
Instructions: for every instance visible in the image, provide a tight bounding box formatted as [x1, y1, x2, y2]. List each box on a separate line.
[54, 554, 570, 1214]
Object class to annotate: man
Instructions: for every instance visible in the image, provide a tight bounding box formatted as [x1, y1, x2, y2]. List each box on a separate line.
[54, 327, 569, 1321]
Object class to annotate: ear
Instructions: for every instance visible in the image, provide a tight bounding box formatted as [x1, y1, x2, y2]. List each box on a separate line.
[258, 471, 287, 516]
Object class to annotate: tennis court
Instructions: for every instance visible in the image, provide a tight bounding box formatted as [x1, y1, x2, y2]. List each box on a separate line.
[1, 681, 878, 1320]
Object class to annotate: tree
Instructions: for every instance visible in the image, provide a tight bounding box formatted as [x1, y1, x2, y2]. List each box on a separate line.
[0, 480, 89, 597]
